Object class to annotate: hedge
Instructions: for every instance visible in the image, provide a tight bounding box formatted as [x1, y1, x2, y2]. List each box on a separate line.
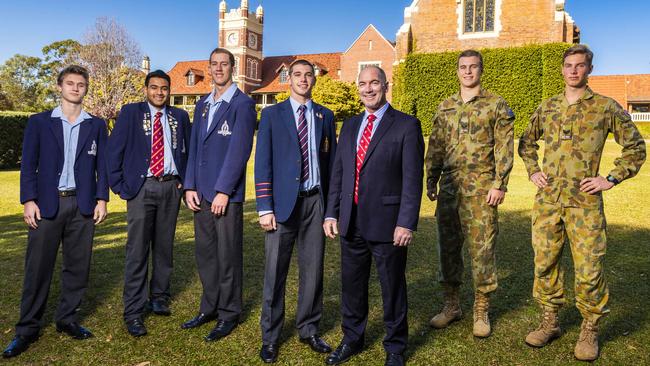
[392, 43, 571, 136]
[0, 111, 31, 169]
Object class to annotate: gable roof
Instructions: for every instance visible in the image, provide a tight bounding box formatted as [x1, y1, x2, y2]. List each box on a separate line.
[168, 60, 212, 95]
[252, 52, 341, 94]
[343, 24, 395, 54]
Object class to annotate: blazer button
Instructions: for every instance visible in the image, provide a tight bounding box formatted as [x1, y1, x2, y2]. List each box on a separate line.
[296, 177, 299, 181]
[140, 175, 145, 178]
[145, 158, 149, 162]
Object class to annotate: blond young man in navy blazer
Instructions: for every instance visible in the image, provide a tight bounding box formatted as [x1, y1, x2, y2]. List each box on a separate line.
[4, 65, 108, 358]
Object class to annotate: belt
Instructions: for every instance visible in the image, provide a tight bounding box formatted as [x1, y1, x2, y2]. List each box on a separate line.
[298, 186, 320, 198]
[59, 190, 76, 197]
[148, 174, 180, 182]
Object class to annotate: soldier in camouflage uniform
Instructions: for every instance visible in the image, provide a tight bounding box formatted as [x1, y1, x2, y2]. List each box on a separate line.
[518, 44, 646, 361]
[425, 50, 515, 338]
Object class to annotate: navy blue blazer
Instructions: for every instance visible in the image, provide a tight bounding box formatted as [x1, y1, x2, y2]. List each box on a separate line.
[107, 102, 191, 200]
[325, 105, 424, 242]
[184, 88, 256, 203]
[20, 110, 110, 219]
[254, 99, 337, 223]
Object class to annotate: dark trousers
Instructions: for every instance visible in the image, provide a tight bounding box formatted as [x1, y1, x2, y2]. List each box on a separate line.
[260, 193, 325, 344]
[194, 199, 243, 321]
[340, 210, 408, 354]
[16, 196, 95, 337]
[123, 178, 182, 322]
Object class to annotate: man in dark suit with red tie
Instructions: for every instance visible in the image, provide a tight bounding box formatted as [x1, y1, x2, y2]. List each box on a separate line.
[107, 70, 191, 337]
[323, 66, 424, 366]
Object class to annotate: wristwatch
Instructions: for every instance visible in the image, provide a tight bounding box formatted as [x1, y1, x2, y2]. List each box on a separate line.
[606, 175, 619, 186]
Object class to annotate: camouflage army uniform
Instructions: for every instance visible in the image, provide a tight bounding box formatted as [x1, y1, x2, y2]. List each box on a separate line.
[426, 89, 515, 294]
[518, 87, 646, 321]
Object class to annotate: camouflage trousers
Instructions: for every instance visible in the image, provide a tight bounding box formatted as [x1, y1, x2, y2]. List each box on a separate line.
[436, 192, 498, 294]
[532, 198, 609, 322]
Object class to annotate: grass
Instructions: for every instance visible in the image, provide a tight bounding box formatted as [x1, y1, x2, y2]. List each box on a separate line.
[0, 140, 649, 365]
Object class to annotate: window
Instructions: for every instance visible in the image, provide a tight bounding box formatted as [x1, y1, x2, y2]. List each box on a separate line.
[369, 40, 373, 51]
[187, 71, 195, 86]
[464, 0, 495, 33]
[279, 67, 288, 83]
[172, 96, 183, 106]
[234, 56, 240, 76]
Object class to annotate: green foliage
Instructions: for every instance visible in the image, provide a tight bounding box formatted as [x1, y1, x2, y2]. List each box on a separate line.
[0, 54, 49, 112]
[392, 43, 571, 136]
[273, 76, 363, 122]
[0, 112, 30, 169]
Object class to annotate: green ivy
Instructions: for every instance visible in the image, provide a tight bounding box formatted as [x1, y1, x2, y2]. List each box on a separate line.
[0, 111, 31, 169]
[392, 43, 572, 136]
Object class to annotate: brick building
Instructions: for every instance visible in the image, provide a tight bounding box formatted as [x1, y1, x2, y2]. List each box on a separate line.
[395, 0, 580, 61]
[168, 1, 395, 113]
[590, 74, 650, 122]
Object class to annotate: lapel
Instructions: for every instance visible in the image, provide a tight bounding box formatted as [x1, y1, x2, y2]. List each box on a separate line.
[313, 103, 323, 152]
[49, 113, 64, 156]
[349, 113, 364, 158]
[204, 89, 236, 140]
[75, 119, 93, 160]
[361, 105, 395, 171]
[140, 102, 153, 151]
[280, 100, 300, 149]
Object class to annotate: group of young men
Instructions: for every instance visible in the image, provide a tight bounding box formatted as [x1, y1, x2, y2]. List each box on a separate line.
[3, 44, 646, 365]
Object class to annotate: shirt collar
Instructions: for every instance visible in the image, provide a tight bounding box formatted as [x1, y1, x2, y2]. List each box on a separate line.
[148, 103, 167, 117]
[452, 87, 486, 104]
[51, 106, 92, 124]
[289, 96, 313, 114]
[363, 102, 390, 122]
[208, 83, 238, 106]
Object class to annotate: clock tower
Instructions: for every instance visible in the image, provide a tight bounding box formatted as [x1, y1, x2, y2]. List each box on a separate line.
[219, 0, 264, 94]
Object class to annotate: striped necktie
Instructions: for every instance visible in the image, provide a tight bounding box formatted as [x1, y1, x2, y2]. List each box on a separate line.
[150, 112, 164, 177]
[297, 105, 309, 183]
[354, 113, 376, 204]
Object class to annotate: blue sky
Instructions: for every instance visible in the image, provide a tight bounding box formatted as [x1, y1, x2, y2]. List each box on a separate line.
[1, 0, 648, 75]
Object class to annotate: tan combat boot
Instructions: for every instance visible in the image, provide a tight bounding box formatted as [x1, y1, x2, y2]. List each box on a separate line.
[429, 285, 462, 329]
[525, 307, 562, 347]
[574, 319, 599, 361]
[473, 291, 491, 338]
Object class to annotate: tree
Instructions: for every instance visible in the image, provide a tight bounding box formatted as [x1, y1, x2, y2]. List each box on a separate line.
[0, 54, 45, 112]
[78, 17, 144, 124]
[276, 76, 363, 122]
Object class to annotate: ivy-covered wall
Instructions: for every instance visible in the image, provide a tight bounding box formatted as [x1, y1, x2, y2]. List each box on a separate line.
[393, 43, 570, 136]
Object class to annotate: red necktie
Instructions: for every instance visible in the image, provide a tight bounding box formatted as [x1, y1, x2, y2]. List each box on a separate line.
[150, 112, 164, 177]
[354, 114, 376, 204]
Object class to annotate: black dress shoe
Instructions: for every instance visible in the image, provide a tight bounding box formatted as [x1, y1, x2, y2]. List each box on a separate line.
[150, 299, 171, 316]
[55, 322, 93, 340]
[126, 319, 147, 337]
[3, 334, 38, 358]
[325, 343, 362, 365]
[385, 352, 405, 366]
[259, 343, 279, 363]
[181, 313, 216, 329]
[300, 334, 332, 353]
[204, 319, 237, 341]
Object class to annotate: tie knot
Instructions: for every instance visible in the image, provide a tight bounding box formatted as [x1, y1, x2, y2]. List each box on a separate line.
[367, 114, 376, 123]
[298, 105, 306, 113]
[155, 111, 162, 118]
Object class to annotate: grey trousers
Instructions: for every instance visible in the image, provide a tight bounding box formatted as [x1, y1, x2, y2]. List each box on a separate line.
[194, 199, 243, 321]
[260, 193, 325, 344]
[16, 196, 95, 336]
[123, 178, 182, 322]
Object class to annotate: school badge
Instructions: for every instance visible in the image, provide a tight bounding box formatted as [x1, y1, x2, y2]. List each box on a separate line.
[87, 140, 97, 156]
[218, 120, 232, 136]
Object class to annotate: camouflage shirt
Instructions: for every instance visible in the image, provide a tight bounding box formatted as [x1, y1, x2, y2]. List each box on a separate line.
[426, 88, 515, 196]
[518, 87, 646, 208]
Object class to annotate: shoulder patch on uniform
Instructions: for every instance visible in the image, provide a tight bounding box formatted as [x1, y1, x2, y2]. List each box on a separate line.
[506, 108, 515, 118]
[616, 109, 632, 122]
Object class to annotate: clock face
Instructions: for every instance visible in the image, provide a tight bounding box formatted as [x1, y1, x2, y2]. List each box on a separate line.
[248, 33, 257, 48]
[227, 32, 238, 46]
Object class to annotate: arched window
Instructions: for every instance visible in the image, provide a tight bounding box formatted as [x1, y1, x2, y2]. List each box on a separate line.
[464, 0, 495, 33]
[234, 56, 240, 76]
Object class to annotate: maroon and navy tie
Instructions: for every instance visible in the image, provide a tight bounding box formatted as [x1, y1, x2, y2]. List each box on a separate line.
[297, 105, 309, 183]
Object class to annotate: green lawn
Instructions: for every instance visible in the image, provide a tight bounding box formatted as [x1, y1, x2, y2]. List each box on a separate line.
[0, 140, 648, 365]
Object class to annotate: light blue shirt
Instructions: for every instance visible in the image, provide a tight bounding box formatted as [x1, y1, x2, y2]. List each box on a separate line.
[54, 106, 92, 191]
[356, 102, 390, 150]
[289, 97, 320, 191]
[147, 103, 178, 177]
[206, 83, 238, 131]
